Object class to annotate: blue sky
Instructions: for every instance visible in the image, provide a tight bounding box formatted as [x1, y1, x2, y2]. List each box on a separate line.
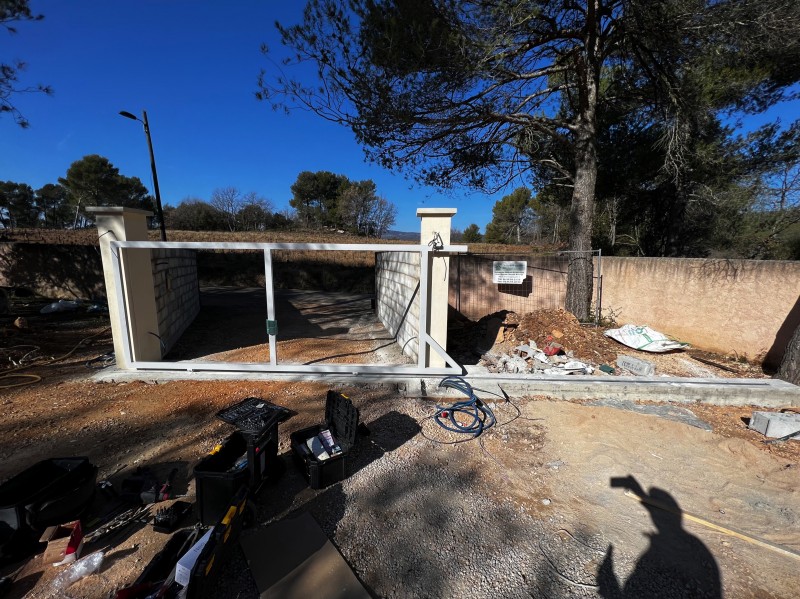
[2, 2, 797, 233]
[1, 1, 507, 233]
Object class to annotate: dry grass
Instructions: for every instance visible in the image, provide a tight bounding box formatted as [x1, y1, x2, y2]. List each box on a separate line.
[0, 228, 398, 246]
[465, 241, 566, 254]
[1, 229, 566, 267]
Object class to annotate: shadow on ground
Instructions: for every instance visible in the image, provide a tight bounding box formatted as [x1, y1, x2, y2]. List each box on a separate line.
[166, 288, 386, 361]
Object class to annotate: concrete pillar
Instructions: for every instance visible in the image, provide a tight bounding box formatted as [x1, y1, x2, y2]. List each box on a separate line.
[417, 208, 456, 367]
[88, 207, 161, 367]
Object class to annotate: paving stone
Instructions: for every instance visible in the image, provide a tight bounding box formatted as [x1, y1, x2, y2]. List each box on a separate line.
[749, 411, 800, 439]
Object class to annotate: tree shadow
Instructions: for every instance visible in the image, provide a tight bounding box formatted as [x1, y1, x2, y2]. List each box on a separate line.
[763, 295, 800, 372]
[597, 476, 722, 598]
[165, 288, 375, 360]
[0, 244, 104, 300]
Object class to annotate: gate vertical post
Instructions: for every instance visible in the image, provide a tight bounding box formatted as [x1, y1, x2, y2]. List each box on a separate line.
[89, 206, 161, 367]
[417, 208, 456, 367]
[263, 249, 278, 366]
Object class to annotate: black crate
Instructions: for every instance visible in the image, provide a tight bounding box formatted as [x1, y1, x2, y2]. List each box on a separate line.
[188, 487, 249, 599]
[216, 397, 289, 434]
[290, 391, 359, 489]
[0, 457, 97, 563]
[193, 419, 277, 526]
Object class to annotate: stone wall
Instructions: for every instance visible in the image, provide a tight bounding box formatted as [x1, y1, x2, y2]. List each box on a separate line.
[151, 248, 200, 355]
[447, 253, 800, 367]
[600, 257, 800, 368]
[0, 243, 104, 299]
[375, 251, 420, 361]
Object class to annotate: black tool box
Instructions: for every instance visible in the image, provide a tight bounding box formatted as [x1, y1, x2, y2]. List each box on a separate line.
[0, 457, 97, 562]
[290, 391, 360, 489]
[194, 398, 281, 525]
[188, 486, 249, 598]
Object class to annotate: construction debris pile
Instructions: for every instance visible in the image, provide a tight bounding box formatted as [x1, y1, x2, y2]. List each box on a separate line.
[449, 308, 757, 378]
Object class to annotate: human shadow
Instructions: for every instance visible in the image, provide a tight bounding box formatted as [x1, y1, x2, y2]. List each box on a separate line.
[597, 476, 722, 599]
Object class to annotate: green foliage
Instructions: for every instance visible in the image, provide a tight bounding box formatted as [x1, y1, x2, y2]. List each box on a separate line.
[58, 155, 154, 226]
[484, 187, 537, 244]
[290, 171, 349, 229]
[0, 180, 36, 227]
[167, 199, 227, 231]
[289, 170, 397, 236]
[265, 0, 800, 292]
[461, 223, 482, 243]
[35, 183, 71, 228]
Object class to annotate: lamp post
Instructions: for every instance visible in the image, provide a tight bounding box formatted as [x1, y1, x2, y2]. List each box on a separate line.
[119, 109, 167, 241]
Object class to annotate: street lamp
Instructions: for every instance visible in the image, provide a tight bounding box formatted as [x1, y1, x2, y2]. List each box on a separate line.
[119, 109, 167, 241]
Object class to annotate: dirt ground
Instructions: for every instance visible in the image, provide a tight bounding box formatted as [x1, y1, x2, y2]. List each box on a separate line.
[1, 303, 798, 598]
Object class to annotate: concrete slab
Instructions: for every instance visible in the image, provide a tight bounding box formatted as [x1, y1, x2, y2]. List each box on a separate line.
[616, 354, 655, 376]
[749, 411, 800, 439]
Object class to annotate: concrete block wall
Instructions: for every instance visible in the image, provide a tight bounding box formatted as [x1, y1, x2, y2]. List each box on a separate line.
[376, 251, 421, 361]
[152, 248, 200, 355]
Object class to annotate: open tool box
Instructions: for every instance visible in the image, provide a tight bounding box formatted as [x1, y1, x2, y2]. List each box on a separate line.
[194, 398, 283, 525]
[290, 391, 360, 489]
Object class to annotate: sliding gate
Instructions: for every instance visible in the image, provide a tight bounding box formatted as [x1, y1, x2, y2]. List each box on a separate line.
[109, 241, 467, 376]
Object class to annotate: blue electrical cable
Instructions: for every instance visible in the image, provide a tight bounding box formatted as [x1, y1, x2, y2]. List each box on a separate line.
[434, 376, 496, 437]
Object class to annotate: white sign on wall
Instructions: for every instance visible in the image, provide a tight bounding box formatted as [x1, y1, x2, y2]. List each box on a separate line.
[492, 261, 527, 284]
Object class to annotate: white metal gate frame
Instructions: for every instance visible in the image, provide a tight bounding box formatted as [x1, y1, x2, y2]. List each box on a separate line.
[109, 240, 467, 376]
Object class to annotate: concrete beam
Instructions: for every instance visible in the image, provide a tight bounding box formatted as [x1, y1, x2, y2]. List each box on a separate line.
[91, 368, 800, 408]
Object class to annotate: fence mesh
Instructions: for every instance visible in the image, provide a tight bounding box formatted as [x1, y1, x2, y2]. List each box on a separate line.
[449, 251, 601, 321]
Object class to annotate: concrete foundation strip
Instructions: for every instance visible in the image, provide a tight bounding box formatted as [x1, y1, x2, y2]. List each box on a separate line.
[623, 490, 800, 562]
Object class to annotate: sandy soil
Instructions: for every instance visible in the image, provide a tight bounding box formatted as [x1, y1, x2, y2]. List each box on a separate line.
[1, 306, 798, 598]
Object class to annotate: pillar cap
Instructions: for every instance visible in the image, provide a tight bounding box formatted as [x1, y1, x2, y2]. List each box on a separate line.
[86, 206, 153, 217]
[416, 208, 457, 217]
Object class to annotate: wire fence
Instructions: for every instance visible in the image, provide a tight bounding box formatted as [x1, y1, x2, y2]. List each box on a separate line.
[449, 251, 601, 321]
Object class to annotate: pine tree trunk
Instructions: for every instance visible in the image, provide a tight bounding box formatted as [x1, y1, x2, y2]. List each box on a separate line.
[565, 127, 597, 321]
[776, 324, 800, 385]
[565, 6, 600, 322]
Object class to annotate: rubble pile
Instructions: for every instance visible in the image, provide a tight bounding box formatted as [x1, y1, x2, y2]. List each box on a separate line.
[512, 309, 619, 364]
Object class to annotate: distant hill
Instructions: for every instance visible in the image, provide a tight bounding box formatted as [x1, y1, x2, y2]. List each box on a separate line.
[382, 230, 420, 241]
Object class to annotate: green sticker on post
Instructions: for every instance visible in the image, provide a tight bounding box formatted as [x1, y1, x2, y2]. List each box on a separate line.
[266, 320, 278, 336]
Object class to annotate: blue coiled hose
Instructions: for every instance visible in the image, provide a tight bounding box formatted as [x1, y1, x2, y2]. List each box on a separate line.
[434, 376, 496, 437]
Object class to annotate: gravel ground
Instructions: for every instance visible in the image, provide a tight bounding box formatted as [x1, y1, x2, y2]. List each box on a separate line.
[209, 398, 658, 599]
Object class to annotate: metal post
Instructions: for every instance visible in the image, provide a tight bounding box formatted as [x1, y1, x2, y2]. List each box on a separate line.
[596, 249, 603, 324]
[418, 248, 430, 368]
[141, 111, 167, 241]
[264, 250, 277, 366]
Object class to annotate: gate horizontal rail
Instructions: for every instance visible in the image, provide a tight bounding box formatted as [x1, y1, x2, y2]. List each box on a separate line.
[110, 240, 467, 376]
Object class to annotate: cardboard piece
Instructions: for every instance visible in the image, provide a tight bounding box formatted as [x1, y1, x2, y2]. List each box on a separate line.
[175, 528, 212, 586]
[39, 521, 83, 566]
[240, 511, 371, 599]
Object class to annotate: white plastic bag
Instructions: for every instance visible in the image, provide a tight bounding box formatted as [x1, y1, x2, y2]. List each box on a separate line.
[604, 324, 688, 353]
[40, 299, 81, 314]
[50, 550, 104, 592]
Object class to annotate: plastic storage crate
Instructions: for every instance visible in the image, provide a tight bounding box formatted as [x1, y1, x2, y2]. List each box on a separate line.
[188, 486, 249, 598]
[0, 457, 97, 562]
[194, 407, 279, 526]
[290, 391, 360, 489]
